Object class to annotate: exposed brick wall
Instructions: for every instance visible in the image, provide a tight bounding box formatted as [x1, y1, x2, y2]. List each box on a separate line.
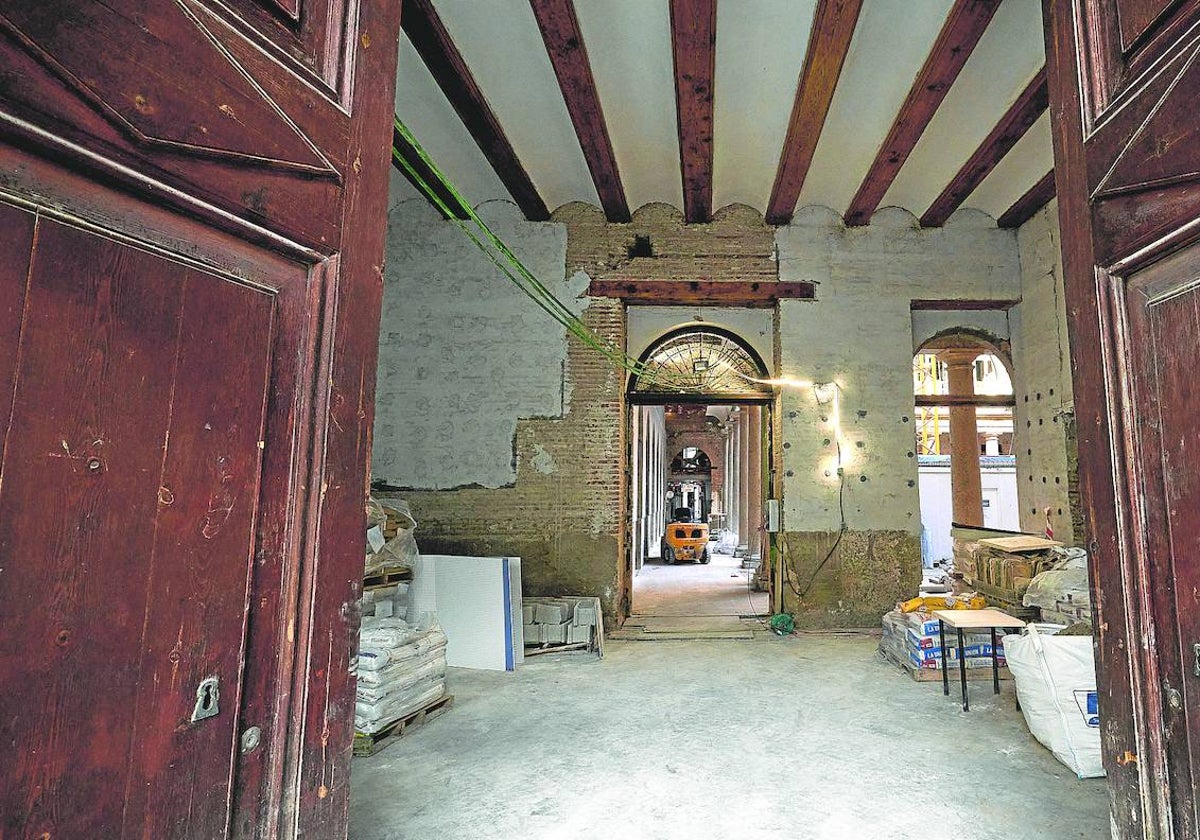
[555, 201, 777, 283]
[390, 299, 627, 616]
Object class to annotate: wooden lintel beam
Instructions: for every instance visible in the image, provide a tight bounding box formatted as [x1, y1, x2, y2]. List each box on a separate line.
[587, 279, 815, 307]
[530, 0, 630, 222]
[402, 0, 550, 220]
[766, 0, 864, 225]
[391, 124, 470, 220]
[998, 169, 1056, 228]
[669, 0, 717, 223]
[921, 68, 1049, 227]
[844, 0, 1002, 226]
[915, 394, 1016, 408]
[910, 298, 1019, 311]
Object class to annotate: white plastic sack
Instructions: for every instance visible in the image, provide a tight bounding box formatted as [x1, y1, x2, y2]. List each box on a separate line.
[1003, 625, 1105, 779]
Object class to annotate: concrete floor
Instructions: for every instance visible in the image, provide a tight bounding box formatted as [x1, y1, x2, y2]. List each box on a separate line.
[632, 550, 768, 617]
[349, 635, 1109, 840]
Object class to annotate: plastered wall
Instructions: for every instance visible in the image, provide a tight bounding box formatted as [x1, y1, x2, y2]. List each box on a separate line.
[374, 196, 1040, 626]
[773, 207, 1021, 624]
[373, 199, 586, 490]
[1010, 201, 1079, 543]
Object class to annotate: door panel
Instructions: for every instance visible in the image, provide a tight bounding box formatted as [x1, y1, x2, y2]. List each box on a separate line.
[0, 0, 401, 835]
[0, 1, 348, 251]
[0, 216, 275, 838]
[1124, 247, 1200, 836]
[1046, 0, 1200, 835]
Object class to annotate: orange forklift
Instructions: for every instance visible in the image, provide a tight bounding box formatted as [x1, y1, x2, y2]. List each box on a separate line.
[660, 507, 710, 564]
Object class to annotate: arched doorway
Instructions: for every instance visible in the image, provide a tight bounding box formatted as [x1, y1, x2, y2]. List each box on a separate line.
[913, 332, 1018, 566]
[623, 327, 775, 631]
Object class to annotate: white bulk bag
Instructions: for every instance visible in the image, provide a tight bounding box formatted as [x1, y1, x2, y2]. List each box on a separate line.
[1002, 624, 1105, 779]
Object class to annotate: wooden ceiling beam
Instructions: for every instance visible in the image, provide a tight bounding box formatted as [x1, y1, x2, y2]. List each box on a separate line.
[915, 394, 1015, 408]
[910, 298, 1019, 311]
[765, 0, 864, 226]
[997, 169, 1056, 228]
[920, 68, 1049, 227]
[669, 0, 717, 223]
[530, 0, 630, 222]
[587, 279, 815, 307]
[402, 0, 550, 220]
[844, 0, 1003, 226]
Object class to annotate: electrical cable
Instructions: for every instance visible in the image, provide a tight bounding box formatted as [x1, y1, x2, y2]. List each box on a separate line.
[790, 383, 850, 601]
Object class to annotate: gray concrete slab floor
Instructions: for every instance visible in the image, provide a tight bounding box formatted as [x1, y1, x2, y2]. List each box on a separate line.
[349, 635, 1109, 840]
[632, 550, 768, 617]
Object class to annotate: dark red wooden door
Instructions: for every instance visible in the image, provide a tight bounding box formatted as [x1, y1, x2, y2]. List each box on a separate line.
[0, 206, 276, 838]
[0, 0, 401, 837]
[1046, 0, 1200, 835]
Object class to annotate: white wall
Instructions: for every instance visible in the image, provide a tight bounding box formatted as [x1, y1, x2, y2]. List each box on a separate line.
[373, 199, 586, 489]
[918, 460, 1021, 563]
[626, 306, 775, 370]
[1010, 200, 1076, 541]
[774, 206, 1022, 533]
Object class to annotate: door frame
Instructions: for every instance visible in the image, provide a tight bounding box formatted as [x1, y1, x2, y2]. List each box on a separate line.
[623, 397, 778, 618]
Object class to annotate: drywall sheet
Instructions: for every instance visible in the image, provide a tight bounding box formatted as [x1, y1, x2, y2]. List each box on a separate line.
[427, 555, 522, 671]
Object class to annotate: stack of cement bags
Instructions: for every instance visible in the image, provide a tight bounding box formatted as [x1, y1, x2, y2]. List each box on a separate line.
[355, 615, 447, 734]
[1023, 547, 1092, 625]
[879, 608, 1006, 679]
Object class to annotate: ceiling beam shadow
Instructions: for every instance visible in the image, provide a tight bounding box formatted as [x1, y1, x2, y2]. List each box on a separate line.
[765, 0, 864, 226]
[530, 0, 630, 222]
[402, 0, 550, 220]
[997, 169, 1056, 228]
[669, 0, 717, 223]
[844, 0, 1003, 227]
[920, 68, 1048, 227]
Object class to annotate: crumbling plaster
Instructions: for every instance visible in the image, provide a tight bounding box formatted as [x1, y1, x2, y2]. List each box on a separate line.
[373, 196, 1052, 626]
[373, 198, 586, 490]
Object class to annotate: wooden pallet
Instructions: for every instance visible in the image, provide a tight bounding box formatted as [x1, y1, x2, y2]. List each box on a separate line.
[363, 565, 413, 590]
[353, 693, 454, 756]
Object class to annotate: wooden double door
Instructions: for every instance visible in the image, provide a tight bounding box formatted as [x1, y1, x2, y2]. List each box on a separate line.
[0, 1, 400, 836]
[1047, 0, 1200, 835]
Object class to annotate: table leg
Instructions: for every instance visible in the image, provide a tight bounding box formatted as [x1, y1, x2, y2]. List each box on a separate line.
[939, 619, 948, 697]
[957, 626, 969, 712]
[990, 627, 1000, 695]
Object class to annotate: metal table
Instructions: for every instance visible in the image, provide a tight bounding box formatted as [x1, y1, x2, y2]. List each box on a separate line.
[932, 608, 1026, 711]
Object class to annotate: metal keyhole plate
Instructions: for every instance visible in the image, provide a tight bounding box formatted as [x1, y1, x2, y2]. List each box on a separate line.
[191, 675, 220, 723]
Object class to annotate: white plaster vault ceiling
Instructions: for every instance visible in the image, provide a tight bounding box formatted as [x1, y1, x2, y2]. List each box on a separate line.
[393, 0, 1051, 227]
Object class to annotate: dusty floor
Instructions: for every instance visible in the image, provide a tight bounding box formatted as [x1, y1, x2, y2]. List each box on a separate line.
[349, 634, 1109, 840]
[631, 549, 768, 617]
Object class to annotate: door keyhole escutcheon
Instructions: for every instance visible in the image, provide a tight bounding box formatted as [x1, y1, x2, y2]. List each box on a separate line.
[191, 675, 220, 723]
[1193, 643, 1200, 678]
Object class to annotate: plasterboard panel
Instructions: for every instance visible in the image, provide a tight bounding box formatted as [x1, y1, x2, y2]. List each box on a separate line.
[395, 37, 511, 207]
[881, 0, 1045, 218]
[575, 0, 681, 212]
[712, 0, 816, 213]
[432, 0, 599, 212]
[964, 112, 1055, 220]
[798, 0, 954, 216]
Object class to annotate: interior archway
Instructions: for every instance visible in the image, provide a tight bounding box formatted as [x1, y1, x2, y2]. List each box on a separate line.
[623, 326, 774, 634]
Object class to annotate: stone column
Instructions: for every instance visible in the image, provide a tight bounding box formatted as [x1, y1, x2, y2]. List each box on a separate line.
[738, 408, 751, 550]
[942, 349, 984, 527]
[747, 405, 763, 557]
